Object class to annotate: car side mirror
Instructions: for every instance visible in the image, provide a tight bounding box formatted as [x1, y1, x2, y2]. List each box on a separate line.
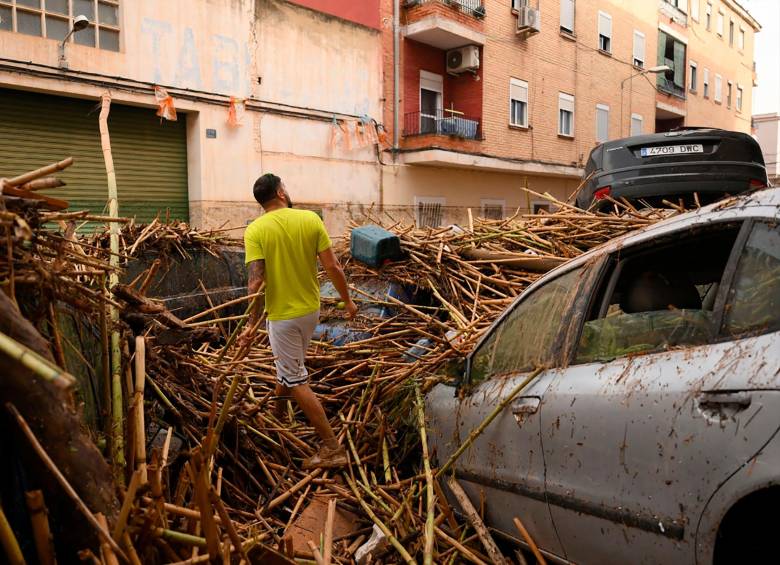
[439, 356, 467, 388]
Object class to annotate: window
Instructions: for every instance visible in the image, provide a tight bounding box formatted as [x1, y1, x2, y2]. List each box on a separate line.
[664, 0, 689, 12]
[705, 2, 712, 30]
[480, 199, 505, 220]
[736, 85, 743, 111]
[414, 196, 445, 228]
[714, 74, 722, 103]
[657, 30, 687, 98]
[532, 202, 551, 214]
[509, 78, 529, 127]
[0, 0, 120, 51]
[630, 113, 643, 136]
[574, 223, 743, 365]
[703, 68, 710, 98]
[691, 0, 699, 21]
[739, 27, 745, 50]
[729, 19, 734, 46]
[598, 11, 612, 53]
[723, 222, 780, 337]
[727, 80, 733, 108]
[471, 267, 586, 383]
[558, 92, 575, 137]
[419, 70, 443, 135]
[717, 10, 724, 36]
[596, 104, 609, 143]
[633, 30, 645, 68]
[690, 61, 698, 92]
[560, 0, 574, 34]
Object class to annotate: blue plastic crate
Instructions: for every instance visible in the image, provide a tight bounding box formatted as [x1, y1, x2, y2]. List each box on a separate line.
[350, 225, 402, 267]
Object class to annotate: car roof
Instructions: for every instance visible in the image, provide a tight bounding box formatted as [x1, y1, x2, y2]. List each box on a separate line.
[597, 128, 754, 151]
[549, 187, 780, 277]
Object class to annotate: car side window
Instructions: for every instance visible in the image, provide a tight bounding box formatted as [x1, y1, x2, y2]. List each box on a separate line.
[574, 222, 742, 365]
[470, 267, 586, 385]
[722, 222, 780, 336]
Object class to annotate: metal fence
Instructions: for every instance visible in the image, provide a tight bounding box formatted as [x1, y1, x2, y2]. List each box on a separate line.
[403, 110, 482, 140]
[405, 0, 485, 18]
[657, 76, 686, 99]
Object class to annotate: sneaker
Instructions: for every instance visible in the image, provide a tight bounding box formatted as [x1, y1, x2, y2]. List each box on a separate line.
[302, 444, 348, 470]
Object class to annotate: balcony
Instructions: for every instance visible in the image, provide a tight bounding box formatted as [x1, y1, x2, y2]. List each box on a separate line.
[657, 76, 686, 99]
[405, 0, 485, 19]
[403, 0, 486, 50]
[403, 110, 482, 140]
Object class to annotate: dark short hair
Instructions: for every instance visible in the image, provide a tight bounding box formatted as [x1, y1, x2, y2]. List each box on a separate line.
[253, 173, 282, 205]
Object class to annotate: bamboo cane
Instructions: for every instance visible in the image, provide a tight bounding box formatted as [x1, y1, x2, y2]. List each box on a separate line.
[134, 336, 147, 484]
[0, 502, 25, 565]
[447, 477, 507, 565]
[513, 517, 547, 565]
[415, 384, 436, 565]
[25, 491, 56, 565]
[98, 93, 125, 485]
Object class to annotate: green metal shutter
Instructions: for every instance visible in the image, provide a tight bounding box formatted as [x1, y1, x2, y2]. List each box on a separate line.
[0, 88, 188, 224]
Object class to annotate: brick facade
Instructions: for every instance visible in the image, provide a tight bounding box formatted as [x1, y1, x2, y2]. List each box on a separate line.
[380, 0, 760, 222]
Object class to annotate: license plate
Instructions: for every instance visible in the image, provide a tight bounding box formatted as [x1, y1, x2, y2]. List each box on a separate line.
[641, 144, 704, 157]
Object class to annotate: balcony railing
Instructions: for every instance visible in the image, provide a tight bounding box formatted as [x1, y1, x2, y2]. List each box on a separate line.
[404, 110, 482, 140]
[404, 0, 486, 19]
[657, 76, 686, 99]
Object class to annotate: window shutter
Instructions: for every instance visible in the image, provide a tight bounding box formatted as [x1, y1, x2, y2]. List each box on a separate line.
[559, 93, 575, 113]
[510, 79, 528, 103]
[633, 31, 645, 63]
[420, 71, 443, 93]
[598, 12, 611, 39]
[703, 68, 709, 85]
[631, 114, 643, 136]
[673, 41, 686, 87]
[560, 0, 575, 32]
[691, 0, 699, 20]
[596, 105, 609, 143]
[678, 0, 688, 13]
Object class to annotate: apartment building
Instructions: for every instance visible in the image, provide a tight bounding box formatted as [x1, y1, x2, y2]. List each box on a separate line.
[382, 0, 761, 226]
[0, 1, 761, 233]
[0, 0, 384, 232]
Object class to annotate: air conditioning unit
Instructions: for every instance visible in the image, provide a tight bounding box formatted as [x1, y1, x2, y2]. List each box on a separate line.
[517, 6, 541, 35]
[446, 45, 480, 74]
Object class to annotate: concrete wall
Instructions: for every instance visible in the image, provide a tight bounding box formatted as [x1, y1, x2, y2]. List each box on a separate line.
[0, 0, 384, 236]
[754, 113, 780, 180]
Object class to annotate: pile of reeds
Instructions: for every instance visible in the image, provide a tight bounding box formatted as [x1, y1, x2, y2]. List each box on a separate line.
[0, 160, 682, 564]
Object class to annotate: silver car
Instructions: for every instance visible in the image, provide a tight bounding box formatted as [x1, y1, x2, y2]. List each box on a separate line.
[427, 188, 780, 565]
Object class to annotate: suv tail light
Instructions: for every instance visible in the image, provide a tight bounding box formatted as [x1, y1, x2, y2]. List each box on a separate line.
[749, 179, 767, 189]
[594, 186, 612, 200]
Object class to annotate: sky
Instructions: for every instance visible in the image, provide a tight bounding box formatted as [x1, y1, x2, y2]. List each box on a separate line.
[742, 0, 780, 114]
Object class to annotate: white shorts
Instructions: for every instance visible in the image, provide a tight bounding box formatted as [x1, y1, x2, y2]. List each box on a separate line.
[266, 310, 319, 387]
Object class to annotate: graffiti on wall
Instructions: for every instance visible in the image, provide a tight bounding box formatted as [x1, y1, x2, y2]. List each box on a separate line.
[141, 18, 251, 96]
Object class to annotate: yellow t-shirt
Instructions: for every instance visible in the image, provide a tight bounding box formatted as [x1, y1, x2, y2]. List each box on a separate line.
[244, 208, 332, 321]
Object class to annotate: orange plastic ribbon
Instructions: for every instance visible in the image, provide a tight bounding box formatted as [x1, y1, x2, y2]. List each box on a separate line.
[154, 86, 177, 121]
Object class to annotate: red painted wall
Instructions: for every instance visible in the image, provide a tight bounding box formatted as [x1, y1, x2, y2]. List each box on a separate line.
[287, 0, 381, 30]
[403, 39, 484, 124]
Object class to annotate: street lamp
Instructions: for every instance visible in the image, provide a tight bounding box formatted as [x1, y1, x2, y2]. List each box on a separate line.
[620, 65, 671, 136]
[58, 15, 90, 70]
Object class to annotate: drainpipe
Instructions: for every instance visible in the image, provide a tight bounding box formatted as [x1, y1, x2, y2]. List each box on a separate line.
[393, 0, 400, 160]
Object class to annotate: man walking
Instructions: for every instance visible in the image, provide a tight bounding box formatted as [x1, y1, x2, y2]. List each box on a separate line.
[239, 173, 357, 469]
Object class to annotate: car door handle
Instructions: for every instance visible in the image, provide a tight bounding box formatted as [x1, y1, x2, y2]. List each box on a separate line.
[511, 397, 541, 415]
[696, 392, 752, 422]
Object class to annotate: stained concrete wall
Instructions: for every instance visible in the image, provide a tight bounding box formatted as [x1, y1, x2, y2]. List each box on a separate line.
[0, 0, 385, 236]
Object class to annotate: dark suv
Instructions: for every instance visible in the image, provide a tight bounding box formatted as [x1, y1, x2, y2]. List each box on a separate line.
[575, 128, 768, 210]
